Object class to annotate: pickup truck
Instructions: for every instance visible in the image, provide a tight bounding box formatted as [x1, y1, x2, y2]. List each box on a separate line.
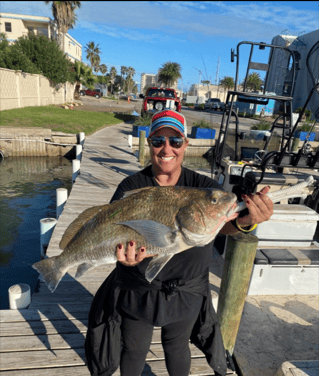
[141, 87, 181, 117]
[204, 98, 225, 111]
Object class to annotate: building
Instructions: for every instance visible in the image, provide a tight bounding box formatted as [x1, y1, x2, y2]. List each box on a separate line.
[141, 73, 157, 93]
[0, 12, 82, 63]
[268, 30, 319, 117]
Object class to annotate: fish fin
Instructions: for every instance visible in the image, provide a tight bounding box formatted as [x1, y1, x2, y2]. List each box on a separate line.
[60, 205, 105, 250]
[117, 220, 177, 248]
[75, 262, 95, 278]
[32, 256, 67, 293]
[122, 187, 153, 199]
[145, 254, 175, 283]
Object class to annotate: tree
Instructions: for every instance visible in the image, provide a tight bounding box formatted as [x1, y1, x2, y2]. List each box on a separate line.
[72, 60, 96, 97]
[158, 61, 182, 87]
[126, 66, 135, 94]
[92, 56, 101, 74]
[99, 63, 108, 83]
[120, 65, 127, 93]
[45, 1, 82, 51]
[219, 76, 234, 100]
[85, 41, 101, 69]
[245, 72, 263, 91]
[0, 35, 40, 74]
[14, 34, 73, 84]
[109, 66, 117, 94]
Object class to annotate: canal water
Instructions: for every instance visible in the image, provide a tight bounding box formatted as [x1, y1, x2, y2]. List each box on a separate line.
[0, 156, 72, 309]
[0, 154, 211, 309]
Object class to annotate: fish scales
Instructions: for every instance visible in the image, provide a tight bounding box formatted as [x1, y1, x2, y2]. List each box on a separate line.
[32, 186, 238, 292]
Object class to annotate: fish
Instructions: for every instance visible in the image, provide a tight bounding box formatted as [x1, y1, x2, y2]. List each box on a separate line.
[32, 186, 238, 292]
[32, 176, 315, 293]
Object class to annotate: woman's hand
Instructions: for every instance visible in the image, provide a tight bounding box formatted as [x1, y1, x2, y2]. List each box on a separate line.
[116, 241, 153, 266]
[238, 186, 274, 228]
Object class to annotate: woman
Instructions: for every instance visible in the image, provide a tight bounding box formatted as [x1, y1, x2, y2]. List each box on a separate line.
[85, 109, 273, 376]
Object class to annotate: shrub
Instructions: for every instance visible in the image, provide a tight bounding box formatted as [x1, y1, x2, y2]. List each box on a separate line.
[14, 34, 74, 85]
[192, 119, 214, 129]
[298, 122, 313, 132]
[134, 114, 152, 126]
[295, 107, 312, 119]
[251, 120, 271, 130]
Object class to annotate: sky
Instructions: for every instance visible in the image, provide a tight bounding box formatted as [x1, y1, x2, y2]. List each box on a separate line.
[1, 1, 318, 92]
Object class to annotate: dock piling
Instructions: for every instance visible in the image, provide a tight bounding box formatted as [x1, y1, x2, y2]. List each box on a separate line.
[8, 283, 31, 309]
[217, 232, 259, 355]
[139, 130, 146, 166]
[72, 159, 80, 183]
[40, 218, 57, 257]
[56, 187, 68, 219]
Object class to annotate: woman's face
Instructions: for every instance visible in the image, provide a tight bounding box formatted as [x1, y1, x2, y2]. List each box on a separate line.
[148, 127, 189, 175]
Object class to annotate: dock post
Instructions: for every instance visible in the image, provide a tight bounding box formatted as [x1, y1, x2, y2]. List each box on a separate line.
[40, 218, 57, 257]
[217, 232, 259, 355]
[56, 188, 68, 219]
[76, 144, 82, 160]
[79, 132, 85, 146]
[139, 130, 146, 166]
[72, 159, 80, 183]
[8, 284, 31, 309]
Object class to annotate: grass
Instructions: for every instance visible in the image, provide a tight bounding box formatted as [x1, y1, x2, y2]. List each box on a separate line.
[0, 105, 130, 135]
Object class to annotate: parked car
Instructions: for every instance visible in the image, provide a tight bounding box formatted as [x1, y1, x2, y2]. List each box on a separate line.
[80, 89, 102, 99]
[141, 87, 182, 117]
[204, 98, 225, 111]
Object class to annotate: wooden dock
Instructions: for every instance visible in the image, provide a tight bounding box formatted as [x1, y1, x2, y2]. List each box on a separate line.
[0, 122, 236, 375]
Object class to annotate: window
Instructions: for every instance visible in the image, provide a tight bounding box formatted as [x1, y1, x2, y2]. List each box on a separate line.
[5, 22, 12, 32]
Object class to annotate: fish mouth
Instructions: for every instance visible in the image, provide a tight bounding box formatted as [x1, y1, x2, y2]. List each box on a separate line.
[225, 199, 239, 218]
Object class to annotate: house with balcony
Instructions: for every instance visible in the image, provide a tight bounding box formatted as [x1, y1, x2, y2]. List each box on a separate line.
[0, 12, 82, 63]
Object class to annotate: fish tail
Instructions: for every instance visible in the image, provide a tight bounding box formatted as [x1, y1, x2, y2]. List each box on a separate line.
[32, 256, 67, 293]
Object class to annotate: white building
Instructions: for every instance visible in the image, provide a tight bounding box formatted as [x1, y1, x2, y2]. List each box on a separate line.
[268, 30, 319, 116]
[141, 73, 157, 93]
[0, 12, 82, 63]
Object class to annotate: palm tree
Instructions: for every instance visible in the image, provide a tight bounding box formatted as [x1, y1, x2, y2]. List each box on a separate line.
[73, 60, 96, 97]
[45, 1, 81, 51]
[92, 55, 101, 74]
[85, 41, 101, 69]
[126, 66, 135, 94]
[109, 66, 117, 94]
[99, 63, 107, 82]
[245, 72, 263, 91]
[158, 62, 182, 87]
[219, 76, 234, 100]
[120, 66, 127, 93]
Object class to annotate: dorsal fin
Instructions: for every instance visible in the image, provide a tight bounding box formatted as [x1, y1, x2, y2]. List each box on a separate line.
[122, 186, 153, 199]
[59, 205, 104, 250]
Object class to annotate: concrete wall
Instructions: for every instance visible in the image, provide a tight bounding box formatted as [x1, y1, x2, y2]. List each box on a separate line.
[0, 68, 75, 111]
[0, 127, 77, 157]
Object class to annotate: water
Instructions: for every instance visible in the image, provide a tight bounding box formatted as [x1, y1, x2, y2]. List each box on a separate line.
[0, 156, 72, 309]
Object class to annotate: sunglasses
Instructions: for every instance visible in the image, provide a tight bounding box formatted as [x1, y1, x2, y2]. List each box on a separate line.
[150, 136, 185, 149]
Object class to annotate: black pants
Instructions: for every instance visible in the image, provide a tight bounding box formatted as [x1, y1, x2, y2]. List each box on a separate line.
[120, 311, 200, 376]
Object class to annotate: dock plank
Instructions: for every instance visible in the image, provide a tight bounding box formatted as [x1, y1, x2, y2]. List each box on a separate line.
[2, 122, 236, 376]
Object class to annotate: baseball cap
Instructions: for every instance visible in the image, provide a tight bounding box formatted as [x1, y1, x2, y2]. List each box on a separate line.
[149, 109, 187, 138]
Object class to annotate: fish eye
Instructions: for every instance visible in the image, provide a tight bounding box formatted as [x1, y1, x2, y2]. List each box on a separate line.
[211, 198, 218, 204]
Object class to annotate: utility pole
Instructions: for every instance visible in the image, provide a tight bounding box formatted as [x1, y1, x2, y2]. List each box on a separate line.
[215, 56, 220, 85]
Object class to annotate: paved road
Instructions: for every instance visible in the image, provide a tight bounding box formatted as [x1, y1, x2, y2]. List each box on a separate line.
[75, 96, 260, 137]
